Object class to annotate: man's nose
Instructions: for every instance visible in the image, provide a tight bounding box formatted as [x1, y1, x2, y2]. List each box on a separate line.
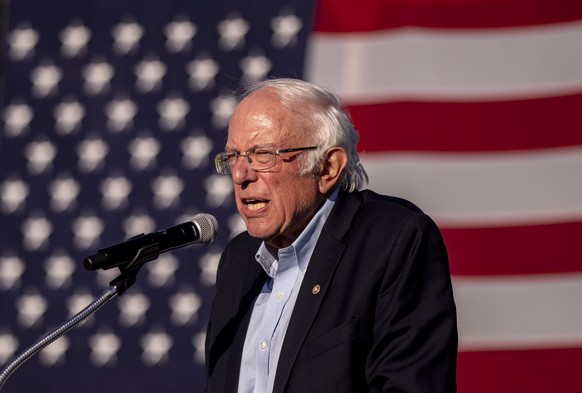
[231, 155, 257, 184]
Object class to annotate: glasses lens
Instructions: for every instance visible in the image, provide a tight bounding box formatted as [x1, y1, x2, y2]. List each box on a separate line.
[215, 148, 281, 174]
[215, 153, 231, 174]
[251, 148, 276, 169]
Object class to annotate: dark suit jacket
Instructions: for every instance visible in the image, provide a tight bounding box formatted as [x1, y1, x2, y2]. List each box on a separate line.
[205, 189, 457, 393]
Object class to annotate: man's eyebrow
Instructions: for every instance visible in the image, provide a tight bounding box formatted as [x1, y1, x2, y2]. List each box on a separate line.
[225, 144, 273, 152]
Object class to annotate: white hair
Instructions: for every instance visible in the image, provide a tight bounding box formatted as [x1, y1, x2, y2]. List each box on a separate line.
[241, 78, 369, 192]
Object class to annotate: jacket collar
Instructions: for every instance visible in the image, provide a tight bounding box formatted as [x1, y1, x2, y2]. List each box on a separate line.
[272, 190, 363, 393]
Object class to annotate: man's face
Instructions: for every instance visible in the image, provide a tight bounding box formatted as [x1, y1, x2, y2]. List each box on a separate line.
[226, 89, 324, 249]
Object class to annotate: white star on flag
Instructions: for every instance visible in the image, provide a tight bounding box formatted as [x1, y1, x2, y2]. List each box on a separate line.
[53, 98, 85, 135]
[0, 254, 25, 290]
[187, 55, 220, 91]
[76, 137, 109, 173]
[145, 254, 179, 288]
[7, 25, 38, 60]
[169, 290, 202, 325]
[21, 215, 53, 251]
[30, 61, 62, 98]
[16, 291, 48, 327]
[151, 174, 184, 209]
[105, 97, 138, 132]
[128, 135, 161, 170]
[100, 175, 133, 211]
[217, 15, 249, 51]
[140, 330, 173, 365]
[270, 11, 302, 48]
[134, 58, 167, 92]
[44, 251, 76, 289]
[3, 101, 34, 137]
[49, 176, 81, 212]
[164, 18, 197, 53]
[71, 214, 104, 250]
[157, 95, 190, 131]
[111, 20, 144, 55]
[0, 178, 30, 214]
[240, 51, 273, 82]
[89, 331, 122, 366]
[180, 134, 213, 169]
[118, 292, 150, 327]
[0, 333, 19, 364]
[82, 60, 115, 95]
[60, 21, 92, 58]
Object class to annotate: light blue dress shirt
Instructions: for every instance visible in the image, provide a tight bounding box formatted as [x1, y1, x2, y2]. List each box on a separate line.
[237, 189, 338, 393]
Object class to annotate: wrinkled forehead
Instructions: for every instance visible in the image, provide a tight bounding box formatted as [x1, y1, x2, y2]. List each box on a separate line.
[227, 89, 309, 148]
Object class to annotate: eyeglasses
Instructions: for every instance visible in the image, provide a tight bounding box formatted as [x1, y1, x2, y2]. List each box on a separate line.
[214, 146, 318, 175]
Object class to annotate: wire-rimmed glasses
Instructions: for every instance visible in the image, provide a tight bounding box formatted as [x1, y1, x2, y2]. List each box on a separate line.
[214, 146, 318, 175]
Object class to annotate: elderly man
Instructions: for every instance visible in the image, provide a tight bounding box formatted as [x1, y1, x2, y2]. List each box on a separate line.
[205, 78, 457, 393]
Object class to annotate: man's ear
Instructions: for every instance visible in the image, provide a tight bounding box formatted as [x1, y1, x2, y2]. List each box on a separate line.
[319, 147, 348, 193]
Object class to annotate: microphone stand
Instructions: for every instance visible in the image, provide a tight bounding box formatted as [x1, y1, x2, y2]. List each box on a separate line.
[0, 265, 141, 391]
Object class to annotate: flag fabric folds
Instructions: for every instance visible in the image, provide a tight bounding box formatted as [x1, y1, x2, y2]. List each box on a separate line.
[306, 1, 582, 392]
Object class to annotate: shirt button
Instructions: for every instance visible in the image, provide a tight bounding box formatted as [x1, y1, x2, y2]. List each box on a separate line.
[259, 340, 268, 350]
[276, 292, 284, 300]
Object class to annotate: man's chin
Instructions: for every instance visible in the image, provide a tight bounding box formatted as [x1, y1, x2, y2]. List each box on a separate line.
[244, 223, 273, 239]
[247, 230, 274, 240]
[245, 226, 285, 247]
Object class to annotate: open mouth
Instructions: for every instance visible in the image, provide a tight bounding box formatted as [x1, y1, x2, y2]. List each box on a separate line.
[244, 199, 267, 211]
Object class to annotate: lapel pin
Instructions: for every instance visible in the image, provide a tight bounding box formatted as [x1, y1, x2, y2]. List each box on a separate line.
[311, 284, 321, 295]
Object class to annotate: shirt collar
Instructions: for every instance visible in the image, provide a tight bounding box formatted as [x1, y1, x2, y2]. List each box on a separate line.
[255, 188, 338, 277]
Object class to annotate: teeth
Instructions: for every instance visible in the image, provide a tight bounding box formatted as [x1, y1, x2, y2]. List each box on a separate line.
[247, 201, 266, 211]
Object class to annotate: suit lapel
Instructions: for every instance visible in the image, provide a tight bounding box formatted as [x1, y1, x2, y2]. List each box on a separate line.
[272, 191, 363, 393]
[207, 235, 267, 393]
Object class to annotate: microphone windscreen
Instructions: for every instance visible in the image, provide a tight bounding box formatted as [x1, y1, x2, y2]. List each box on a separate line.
[191, 213, 219, 244]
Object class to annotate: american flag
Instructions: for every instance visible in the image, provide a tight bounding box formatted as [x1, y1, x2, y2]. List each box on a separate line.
[1, 1, 581, 392]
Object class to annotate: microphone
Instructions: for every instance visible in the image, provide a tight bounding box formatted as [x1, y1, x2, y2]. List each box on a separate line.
[83, 213, 219, 271]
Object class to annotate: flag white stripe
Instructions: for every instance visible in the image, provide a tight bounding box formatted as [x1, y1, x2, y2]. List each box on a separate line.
[306, 21, 582, 103]
[361, 146, 582, 227]
[454, 273, 582, 350]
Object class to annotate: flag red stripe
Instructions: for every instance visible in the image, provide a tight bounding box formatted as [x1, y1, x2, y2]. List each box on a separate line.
[443, 221, 582, 276]
[457, 347, 582, 393]
[348, 93, 582, 152]
[312, 1, 582, 390]
[314, 0, 582, 31]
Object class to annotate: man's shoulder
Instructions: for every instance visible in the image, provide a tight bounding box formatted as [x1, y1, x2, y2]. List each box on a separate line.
[341, 189, 424, 217]
[327, 189, 430, 238]
[359, 189, 422, 213]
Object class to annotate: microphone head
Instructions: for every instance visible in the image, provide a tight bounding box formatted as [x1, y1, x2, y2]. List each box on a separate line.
[191, 213, 219, 244]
